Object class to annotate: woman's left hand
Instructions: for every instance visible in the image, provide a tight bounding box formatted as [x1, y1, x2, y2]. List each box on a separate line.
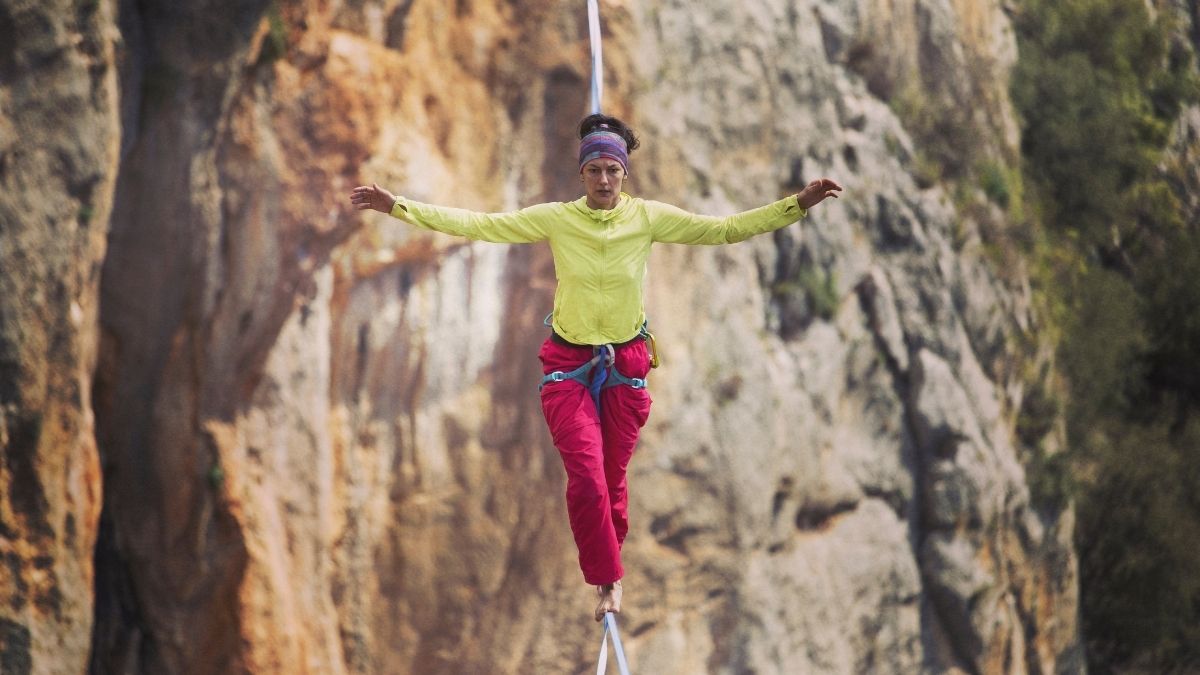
[796, 178, 843, 210]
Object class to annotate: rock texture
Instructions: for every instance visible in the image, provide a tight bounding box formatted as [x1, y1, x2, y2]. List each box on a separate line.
[627, 4, 1080, 671]
[0, 0, 1094, 673]
[0, 1, 117, 673]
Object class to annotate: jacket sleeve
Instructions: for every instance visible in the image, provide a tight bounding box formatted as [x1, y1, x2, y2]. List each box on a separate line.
[647, 196, 806, 245]
[389, 197, 553, 244]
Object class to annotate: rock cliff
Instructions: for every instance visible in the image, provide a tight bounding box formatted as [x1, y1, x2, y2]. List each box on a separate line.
[1, 0, 1087, 673]
[0, 1, 117, 673]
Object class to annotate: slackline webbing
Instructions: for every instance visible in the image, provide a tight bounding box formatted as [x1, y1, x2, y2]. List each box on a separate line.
[587, 0, 604, 114]
[596, 611, 631, 675]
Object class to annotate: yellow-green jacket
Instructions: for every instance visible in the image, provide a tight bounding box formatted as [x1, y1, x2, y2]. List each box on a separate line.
[390, 193, 806, 345]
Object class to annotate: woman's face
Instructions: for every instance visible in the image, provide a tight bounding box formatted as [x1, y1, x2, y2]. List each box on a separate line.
[581, 158, 625, 210]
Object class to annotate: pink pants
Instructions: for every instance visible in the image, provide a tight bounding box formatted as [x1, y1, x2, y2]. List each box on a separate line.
[539, 336, 653, 585]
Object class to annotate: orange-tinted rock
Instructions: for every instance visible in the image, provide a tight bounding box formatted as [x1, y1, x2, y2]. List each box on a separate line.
[0, 1, 118, 673]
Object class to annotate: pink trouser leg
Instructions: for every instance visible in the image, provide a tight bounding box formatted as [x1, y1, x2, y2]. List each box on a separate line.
[539, 338, 652, 586]
[599, 366, 652, 547]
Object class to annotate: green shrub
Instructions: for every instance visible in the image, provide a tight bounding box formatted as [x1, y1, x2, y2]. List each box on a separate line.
[1012, 0, 1200, 669]
[771, 267, 839, 325]
[977, 160, 1016, 210]
[798, 268, 838, 321]
[258, 4, 287, 66]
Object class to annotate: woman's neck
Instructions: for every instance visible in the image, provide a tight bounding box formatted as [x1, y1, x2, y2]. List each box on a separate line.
[586, 193, 622, 210]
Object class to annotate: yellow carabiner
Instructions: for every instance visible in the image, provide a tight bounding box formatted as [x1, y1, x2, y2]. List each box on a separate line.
[645, 331, 661, 369]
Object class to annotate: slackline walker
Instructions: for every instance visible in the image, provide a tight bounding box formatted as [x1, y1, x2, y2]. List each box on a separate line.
[349, 0, 843, 660]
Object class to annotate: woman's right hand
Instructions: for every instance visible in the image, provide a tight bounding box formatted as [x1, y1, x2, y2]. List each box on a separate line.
[796, 178, 843, 210]
[350, 183, 397, 213]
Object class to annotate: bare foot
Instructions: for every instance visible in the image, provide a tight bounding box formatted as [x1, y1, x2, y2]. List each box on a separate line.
[594, 580, 623, 622]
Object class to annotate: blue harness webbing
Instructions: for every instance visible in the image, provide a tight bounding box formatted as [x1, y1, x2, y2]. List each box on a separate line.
[597, 611, 631, 675]
[538, 315, 648, 412]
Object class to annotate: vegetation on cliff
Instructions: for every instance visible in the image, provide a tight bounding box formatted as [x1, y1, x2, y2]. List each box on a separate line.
[1011, 0, 1200, 670]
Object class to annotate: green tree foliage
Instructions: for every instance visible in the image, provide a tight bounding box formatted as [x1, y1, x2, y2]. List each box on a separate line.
[1012, 0, 1190, 250]
[1077, 420, 1200, 668]
[1140, 226, 1200, 420]
[1012, 0, 1200, 670]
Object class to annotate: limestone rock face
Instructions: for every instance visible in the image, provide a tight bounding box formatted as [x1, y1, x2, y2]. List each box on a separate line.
[0, 1, 118, 673]
[1, 0, 1087, 673]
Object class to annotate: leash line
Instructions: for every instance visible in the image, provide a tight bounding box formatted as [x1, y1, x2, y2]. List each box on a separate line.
[587, 0, 604, 114]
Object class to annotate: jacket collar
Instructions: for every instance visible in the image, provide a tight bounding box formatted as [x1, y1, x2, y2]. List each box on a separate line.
[570, 193, 633, 222]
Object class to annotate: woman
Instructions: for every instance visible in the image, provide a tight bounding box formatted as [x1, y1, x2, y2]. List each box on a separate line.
[350, 114, 842, 622]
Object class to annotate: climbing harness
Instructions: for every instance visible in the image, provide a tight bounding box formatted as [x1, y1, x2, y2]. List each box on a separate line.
[596, 611, 631, 675]
[587, 0, 604, 115]
[538, 314, 653, 412]
[539, 341, 645, 410]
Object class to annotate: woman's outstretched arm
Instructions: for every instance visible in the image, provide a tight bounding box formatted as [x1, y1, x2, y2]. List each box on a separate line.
[649, 177, 842, 246]
[349, 183, 551, 244]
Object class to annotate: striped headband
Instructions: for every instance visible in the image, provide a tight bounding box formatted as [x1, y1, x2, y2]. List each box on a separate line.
[578, 128, 629, 173]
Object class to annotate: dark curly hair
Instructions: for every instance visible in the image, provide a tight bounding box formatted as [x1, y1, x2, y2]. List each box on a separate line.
[578, 113, 641, 152]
